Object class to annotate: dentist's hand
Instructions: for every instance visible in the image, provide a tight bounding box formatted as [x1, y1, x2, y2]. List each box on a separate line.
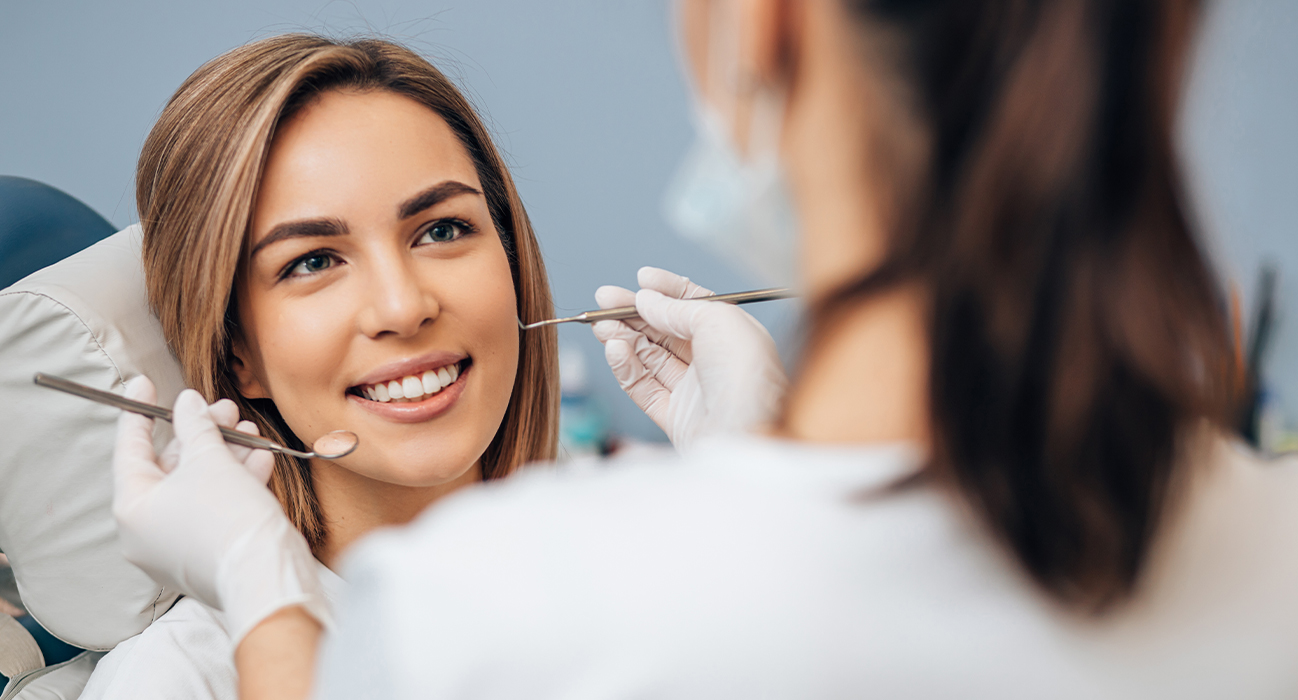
[593, 267, 788, 451]
[112, 377, 328, 645]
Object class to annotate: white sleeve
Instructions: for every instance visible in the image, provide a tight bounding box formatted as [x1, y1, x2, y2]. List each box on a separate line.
[78, 598, 238, 700]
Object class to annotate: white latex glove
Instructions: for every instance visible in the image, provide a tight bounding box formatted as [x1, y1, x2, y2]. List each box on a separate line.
[592, 267, 788, 450]
[112, 377, 329, 644]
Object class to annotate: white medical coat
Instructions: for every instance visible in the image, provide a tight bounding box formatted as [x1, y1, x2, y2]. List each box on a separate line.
[315, 432, 1298, 699]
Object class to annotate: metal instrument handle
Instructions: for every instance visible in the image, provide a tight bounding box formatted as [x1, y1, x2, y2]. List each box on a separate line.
[578, 287, 795, 324]
[33, 373, 309, 458]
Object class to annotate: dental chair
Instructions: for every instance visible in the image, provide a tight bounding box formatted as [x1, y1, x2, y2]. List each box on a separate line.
[0, 177, 116, 290]
[0, 213, 186, 698]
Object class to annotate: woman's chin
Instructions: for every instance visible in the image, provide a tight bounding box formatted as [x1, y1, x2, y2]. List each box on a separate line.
[336, 447, 481, 490]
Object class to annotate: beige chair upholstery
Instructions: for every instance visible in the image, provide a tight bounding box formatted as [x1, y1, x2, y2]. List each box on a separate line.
[0, 614, 42, 680]
[0, 652, 104, 700]
[0, 225, 184, 654]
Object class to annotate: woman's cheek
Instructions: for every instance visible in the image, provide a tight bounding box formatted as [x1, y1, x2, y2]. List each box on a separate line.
[471, 259, 521, 410]
[261, 294, 353, 421]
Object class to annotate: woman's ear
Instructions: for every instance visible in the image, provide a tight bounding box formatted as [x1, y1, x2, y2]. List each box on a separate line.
[230, 337, 270, 400]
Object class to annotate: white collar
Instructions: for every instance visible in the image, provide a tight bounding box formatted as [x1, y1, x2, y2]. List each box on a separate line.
[685, 433, 926, 498]
[316, 560, 348, 606]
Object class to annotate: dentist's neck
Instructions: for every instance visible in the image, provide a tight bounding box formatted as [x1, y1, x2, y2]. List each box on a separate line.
[778, 0, 930, 448]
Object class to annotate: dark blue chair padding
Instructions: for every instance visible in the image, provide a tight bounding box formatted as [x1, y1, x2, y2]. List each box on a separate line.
[0, 176, 116, 290]
[18, 615, 82, 668]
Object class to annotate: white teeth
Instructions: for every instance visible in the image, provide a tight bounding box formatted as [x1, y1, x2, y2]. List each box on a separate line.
[359, 361, 463, 403]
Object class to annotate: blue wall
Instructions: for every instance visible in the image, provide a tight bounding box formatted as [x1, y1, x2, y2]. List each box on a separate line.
[1, 0, 1293, 440]
[1182, 0, 1298, 427]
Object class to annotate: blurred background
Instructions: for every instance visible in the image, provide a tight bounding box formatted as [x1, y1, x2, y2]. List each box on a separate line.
[0, 0, 1294, 448]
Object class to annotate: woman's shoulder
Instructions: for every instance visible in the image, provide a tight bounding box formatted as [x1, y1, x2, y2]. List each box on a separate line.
[78, 596, 237, 700]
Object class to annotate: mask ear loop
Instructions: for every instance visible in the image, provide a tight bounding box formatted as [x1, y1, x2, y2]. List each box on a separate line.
[665, 0, 802, 289]
[728, 23, 799, 290]
[745, 83, 786, 171]
[706, 0, 786, 167]
[705, 0, 749, 155]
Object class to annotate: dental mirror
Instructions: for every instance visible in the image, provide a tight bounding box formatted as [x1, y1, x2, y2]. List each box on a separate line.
[33, 373, 359, 460]
[308, 430, 361, 460]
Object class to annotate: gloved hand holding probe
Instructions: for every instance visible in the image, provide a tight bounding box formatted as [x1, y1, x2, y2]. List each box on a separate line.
[592, 267, 788, 451]
[112, 377, 329, 645]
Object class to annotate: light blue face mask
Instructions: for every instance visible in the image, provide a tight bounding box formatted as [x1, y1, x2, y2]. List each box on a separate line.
[662, 10, 800, 289]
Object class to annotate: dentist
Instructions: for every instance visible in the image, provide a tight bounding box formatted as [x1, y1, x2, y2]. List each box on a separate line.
[113, 0, 1298, 698]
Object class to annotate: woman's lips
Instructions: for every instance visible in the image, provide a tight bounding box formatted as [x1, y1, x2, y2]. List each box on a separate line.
[347, 362, 470, 424]
[351, 350, 466, 389]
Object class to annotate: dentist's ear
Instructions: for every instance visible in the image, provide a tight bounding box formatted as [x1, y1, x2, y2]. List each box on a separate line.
[230, 336, 270, 400]
[743, 0, 800, 88]
[678, 0, 797, 91]
[677, 0, 802, 150]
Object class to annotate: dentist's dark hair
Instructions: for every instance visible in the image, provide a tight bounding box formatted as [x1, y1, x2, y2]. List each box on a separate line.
[820, 0, 1233, 609]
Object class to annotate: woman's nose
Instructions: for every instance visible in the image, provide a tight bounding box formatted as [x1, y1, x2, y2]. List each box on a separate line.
[357, 257, 440, 339]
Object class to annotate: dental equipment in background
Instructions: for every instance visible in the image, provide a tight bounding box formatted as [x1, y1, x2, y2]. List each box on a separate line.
[33, 373, 359, 460]
[518, 286, 795, 330]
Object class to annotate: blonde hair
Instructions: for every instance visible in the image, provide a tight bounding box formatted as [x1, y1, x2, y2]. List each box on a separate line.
[137, 34, 559, 551]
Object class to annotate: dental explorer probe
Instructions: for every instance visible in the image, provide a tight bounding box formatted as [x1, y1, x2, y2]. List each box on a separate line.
[33, 373, 359, 460]
[518, 287, 795, 330]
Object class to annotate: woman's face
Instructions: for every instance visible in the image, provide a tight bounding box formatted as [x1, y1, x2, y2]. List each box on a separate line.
[233, 89, 519, 488]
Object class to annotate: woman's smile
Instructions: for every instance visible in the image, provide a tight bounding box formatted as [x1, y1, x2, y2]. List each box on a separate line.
[347, 354, 473, 423]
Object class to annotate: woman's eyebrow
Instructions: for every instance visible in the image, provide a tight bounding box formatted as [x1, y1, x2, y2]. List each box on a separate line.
[250, 217, 349, 259]
[397, 181, 482, 220]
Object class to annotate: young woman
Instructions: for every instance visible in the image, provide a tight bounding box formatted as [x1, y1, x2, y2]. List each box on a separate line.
[82, 34, 558, 699]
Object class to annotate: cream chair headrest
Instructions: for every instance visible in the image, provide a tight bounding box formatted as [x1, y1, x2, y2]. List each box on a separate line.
[0, 225, 184, 651]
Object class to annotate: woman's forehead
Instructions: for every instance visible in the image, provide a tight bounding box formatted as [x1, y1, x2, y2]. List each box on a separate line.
[251, 89, 483, 234]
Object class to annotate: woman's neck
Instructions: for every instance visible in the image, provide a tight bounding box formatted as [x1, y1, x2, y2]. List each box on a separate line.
[309, 461, 481, 568]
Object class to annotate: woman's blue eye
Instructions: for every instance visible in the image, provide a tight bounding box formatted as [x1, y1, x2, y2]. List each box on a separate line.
[289, 253, 334, 277]
[420, 221, 463, 244]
